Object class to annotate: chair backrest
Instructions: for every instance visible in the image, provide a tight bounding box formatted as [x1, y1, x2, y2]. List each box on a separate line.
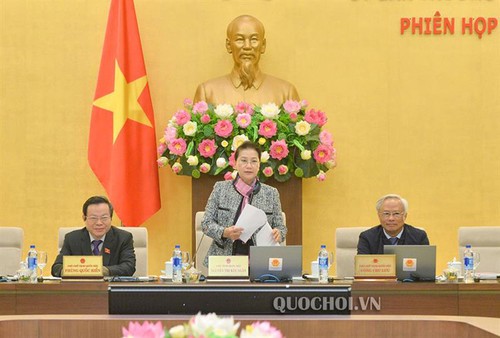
[194, 211, 287, 276]
[335, 227, 369, 278]
[195, 212, 213, 276]
[458, 226, 500, 273]
[58, 226, 148, 276]
[0, 227, 24, 276]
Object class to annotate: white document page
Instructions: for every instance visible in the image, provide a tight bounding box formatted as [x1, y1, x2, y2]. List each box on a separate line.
[236, 204, 267, 243]
[256, 222, 280, 246]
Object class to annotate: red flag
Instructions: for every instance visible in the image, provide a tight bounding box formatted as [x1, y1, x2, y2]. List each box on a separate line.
[89, 0, 160, 226]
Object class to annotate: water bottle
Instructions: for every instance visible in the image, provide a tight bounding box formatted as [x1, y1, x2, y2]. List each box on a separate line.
[318, 245, 329, 284]
[172, 245, 182, 283]
[27, 245, 38, 283]
[463, 244, 474, 283]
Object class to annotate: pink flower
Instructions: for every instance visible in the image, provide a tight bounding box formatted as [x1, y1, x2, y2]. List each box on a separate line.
[198, 139, 217, 158]
[317, 170, 326, 181]
[228, 152, 236, 168]
[122, 321, 165, 338]
[193, 101, 209, 114]
[319, 130, 334, 146]
[224, 171, 234, 180]
[200, 163, 211, 173]
[157, 157, 167, 168]
[289, 112, 298, 122]
[283, 100, 301, 114]
[164, 126, 177, 143]
[313, 144, 333, 164]
[168, 138, 187, 156]
[183, 98, 193, 108]
[269, 140, 289, 160]
[300, 99, 309, 108]
[172, 162, 182, 174]
[262, 167, 274, 177]
[200, 114, 211, 124]
[243, 321, 283, 338]
[174, 110, 191, 126]
[278, 165, 289, 175]
[236, 113, 252, 128]
[235, 102, 254, 115]
[258, 119, 277, 138]
[305, 109, 327, 127]
[157, 143, 167, 155]
[214, 120, 234, 138]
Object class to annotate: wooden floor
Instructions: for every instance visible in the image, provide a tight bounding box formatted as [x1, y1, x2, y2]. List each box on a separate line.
[0, 314, 499, 338]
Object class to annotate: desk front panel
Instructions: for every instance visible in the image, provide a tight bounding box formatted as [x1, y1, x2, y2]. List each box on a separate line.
[109, 283, 351, 315]
[14, 282, 108, 314]
[350, 282, 459, 315]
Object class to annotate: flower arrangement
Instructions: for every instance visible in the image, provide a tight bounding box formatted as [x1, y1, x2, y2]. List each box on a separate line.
[157, 99, 336, 182]
[121, 312, 284, 338]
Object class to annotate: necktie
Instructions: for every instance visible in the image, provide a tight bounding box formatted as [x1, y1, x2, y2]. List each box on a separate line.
[389, 237, 399, 245]
[92, 240, 103, 255]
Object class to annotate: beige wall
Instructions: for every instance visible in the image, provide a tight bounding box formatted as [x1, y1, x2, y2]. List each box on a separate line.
[1, 0, 499, 276]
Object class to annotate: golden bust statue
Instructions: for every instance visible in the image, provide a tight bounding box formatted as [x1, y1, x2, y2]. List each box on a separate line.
[194, 15, 299, 106]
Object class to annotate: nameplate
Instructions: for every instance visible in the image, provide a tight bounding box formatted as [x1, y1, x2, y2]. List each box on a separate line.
[354, 254, 396, 279]
[62, 256, 103, 279]
[208, 256, 248, 277]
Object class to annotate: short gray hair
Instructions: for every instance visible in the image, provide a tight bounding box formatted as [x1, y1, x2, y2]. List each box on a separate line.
[376, 194, 408, 214]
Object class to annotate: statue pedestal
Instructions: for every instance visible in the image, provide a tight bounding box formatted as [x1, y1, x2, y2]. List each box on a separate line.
[191, 176, 302, 252]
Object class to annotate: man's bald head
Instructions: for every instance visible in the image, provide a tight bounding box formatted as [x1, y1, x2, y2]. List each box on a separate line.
[227, 15, 265, 38]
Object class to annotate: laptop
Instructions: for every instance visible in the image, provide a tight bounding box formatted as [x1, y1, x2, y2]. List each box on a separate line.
[249, 246, 302, 282]
[384, 245, 437, 281]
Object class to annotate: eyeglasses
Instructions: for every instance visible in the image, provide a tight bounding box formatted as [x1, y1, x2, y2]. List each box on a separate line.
[86, 215, 111, 224]
[238, 159, 260, 167]
[379, 212, 405, 219]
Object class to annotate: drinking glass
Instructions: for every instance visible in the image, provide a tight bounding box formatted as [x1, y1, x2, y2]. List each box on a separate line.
[181, 251, 191, 271]
[37, 251, 48, 280]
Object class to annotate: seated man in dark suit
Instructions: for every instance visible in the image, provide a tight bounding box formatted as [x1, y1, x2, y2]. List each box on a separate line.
[357, 194, 429, 254]
[51, 196, 136, 277]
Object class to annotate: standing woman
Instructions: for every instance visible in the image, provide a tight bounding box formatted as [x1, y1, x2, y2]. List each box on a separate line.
[201, 141, 287, 267]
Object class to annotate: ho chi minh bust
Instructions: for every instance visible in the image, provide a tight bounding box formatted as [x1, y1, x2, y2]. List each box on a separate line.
[193, 15, 299, 106]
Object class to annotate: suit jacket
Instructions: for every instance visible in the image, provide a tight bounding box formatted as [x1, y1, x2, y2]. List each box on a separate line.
[357, 224, 430, 254]
[51, 226, 136, 277]
[201, 180, 287, 266]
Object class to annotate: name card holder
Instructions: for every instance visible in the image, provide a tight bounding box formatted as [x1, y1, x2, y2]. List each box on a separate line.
[62, 256, 104, 281]
[208, 255, 249, 281]
[354, 254, 396, 280]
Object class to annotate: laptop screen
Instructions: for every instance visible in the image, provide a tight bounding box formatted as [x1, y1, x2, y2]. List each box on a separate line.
[249, 246, 302, 282]
[384, 245, 437, 281]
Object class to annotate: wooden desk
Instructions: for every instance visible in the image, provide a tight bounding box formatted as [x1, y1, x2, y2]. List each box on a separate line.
[350, 280, 500, 317]
[0, 282, 108, 315]
[0, 280, 499, 317]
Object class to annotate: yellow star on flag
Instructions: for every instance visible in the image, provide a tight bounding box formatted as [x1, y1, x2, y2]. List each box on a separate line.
[93, 60, 152, 142]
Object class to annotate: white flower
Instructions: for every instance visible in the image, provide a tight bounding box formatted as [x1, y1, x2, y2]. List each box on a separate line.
[214, 104, 234, 119]
[183, 121, 197, 136]
[169, 325, 186, 338]
[168, 119, 178, 128]
[232, 134, 249, 151]
[189, 312, 239, 337]
[187, 156, 199, 166]
[216, 157, 227, 168]
[325, 159, 337, 169]
[260, 102, 280, 119]
[261, 151, 270, 163]
[295, 121, 311, 136]
[300, 150, 312, 160]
